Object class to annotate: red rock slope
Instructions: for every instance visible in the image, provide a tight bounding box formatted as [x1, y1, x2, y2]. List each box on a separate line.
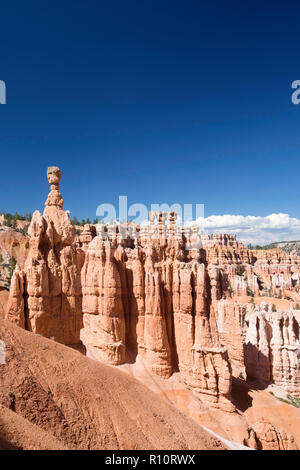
[0, 319, 225, 450]
[0, 405, 66, 450]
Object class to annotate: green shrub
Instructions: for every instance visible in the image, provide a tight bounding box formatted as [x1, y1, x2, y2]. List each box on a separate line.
[273, 394, 300, 408]
[236, 265, 244, 276]
[247, 287, 255, 297]
[229, 285, 236, 296]
[6, 256, 17, 289]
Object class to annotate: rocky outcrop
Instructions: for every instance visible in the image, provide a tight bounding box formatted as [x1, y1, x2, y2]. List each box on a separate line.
[0, 228, 29, 267]
[0, 288, 8, 319]
[202, 234, 300, 300]
[216, 299, 300, 395]
[80, 214, 233, 410]
[0, 228, 29, 288]
[81, 238, 126, 364]
[6, 167, 82, 344]
[247, 419, 298, 450]
[198, 235, 300, 394]
[216, 300, 246, 375]
[244, 303, 300, 394]
[77, 224, 96, 252]
[4, 167, 300, 414]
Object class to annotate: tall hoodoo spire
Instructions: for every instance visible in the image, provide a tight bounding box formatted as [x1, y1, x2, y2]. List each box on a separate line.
[6, 166, 82, 344]
[45, 166, 64, 208]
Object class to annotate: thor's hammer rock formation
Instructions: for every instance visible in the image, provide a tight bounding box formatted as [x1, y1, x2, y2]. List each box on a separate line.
[6, 167, 83, 344]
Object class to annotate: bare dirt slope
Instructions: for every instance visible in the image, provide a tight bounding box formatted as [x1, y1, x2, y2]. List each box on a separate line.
[0, 405, 67, 450]
[0, 319, 225, 450]
[232, 378, 300, 449]
[119, 357, 300, 449]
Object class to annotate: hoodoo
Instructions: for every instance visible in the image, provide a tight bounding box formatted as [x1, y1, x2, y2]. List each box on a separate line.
[5, 167, 300, 416]
[6, 167, 82, 344]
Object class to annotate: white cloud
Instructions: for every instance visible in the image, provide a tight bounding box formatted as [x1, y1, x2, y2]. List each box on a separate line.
[195, 213, 300, 245]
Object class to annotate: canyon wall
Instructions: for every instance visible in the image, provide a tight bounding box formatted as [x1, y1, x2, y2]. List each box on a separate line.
[202, 234, 300, 298]
[80, 214, 233, 410]
[5, 167, 300, 413]
[216, 300, 300, 395]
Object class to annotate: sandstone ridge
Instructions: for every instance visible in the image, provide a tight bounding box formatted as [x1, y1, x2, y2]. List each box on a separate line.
[4, 167, 300, 449]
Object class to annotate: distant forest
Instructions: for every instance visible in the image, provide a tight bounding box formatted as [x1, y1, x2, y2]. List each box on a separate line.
[1, 212, 32, 227]
[0, 212, 101, 228]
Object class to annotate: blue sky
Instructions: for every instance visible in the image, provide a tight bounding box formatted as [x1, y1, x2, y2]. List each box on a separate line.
[1, 1, 300, 242]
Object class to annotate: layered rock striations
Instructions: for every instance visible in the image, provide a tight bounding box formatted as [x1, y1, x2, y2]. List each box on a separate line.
[81, 238, 126, 365]
[0, 228, 29, 288]
[81, 213, 233, 410]
[6, 167, 82, 344]
[203, 234, 300, 298]
[5, 167, 300, 414]
[216, 300, 300, 395]
[200, 234, 300, 394]
[79, 227, 300, 403]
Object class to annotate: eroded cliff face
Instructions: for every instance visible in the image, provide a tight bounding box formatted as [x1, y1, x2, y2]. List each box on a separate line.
[81, 238, 126, 365]
[80, 214, 233, 411]
[199, 235, 300, 396]
[6, 167, 83, 345]
[202, 234, 300, 298]
[4, 167, 300, 445]
[0, 228, 29, 289]
[216, 300, 300, 395]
